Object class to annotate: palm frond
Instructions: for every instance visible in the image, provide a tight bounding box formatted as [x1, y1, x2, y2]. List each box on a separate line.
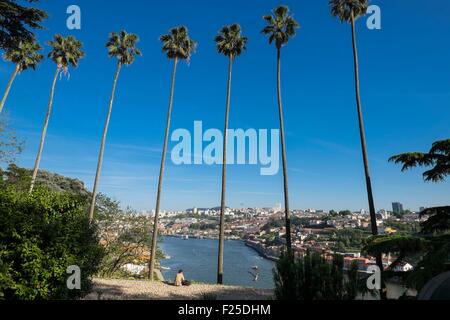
[261, 5, 299, 49]
[215, 23, 247, 58]
[106, 30, 142, 66]
[3, 37, 43, 71]
[329, 0, 369, 22]
[47, 34, 84, 69]
[160, 26, 197, 61]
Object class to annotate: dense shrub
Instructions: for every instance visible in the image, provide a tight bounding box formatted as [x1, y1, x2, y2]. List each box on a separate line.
[274, 251, 363, 300]
[0, 164, 90, 198]
[0, 187, 103, 300]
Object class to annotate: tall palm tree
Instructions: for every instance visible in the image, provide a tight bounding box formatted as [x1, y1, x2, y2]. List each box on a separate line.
[88, 30, 142, 223]
[29, 34, 84, 193]
[329, 0, 379, 236]
[1, 39, 43, 113]
[262, 6, 299, 252]
[214, 24, 247, 285]
[330, 0, 385, 296]
[148, 26, 196, 280]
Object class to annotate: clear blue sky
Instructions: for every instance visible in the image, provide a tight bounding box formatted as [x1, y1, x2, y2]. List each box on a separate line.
[0, 0, 449, 212]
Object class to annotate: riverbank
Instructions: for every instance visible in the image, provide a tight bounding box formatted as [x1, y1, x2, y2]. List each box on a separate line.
[244, 240, 280, 262]
[85, 278, 273, 300]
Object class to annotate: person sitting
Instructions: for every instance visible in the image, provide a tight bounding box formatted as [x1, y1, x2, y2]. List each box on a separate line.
[175, 269, 191, 286]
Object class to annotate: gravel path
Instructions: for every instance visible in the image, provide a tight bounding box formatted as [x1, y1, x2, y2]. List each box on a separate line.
[85, 278, 274, 300]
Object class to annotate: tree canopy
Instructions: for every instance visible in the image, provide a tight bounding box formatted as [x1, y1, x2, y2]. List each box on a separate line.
[364, 206, 450, 291]
[262, 5, 299, 49]
[215, 24, 247, 58]
[0, 0, 47, 51]
[389, 139, 450, 182]
[3, 37, 43, 71]
[274, 251, 366, 300]
[47, 34, 84, 71]
[160, 26, 196, 61]
[106, 30, 142, 66]
[329, 0, 369, 22]
[0, 186, 103, 300]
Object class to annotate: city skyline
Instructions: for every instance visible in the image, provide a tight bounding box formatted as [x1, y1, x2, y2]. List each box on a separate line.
[1, 0, 449, 212]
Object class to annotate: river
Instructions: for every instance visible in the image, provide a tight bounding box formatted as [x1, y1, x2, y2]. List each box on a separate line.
[159, 237, 276, 289]
[158, 236, 415, 299]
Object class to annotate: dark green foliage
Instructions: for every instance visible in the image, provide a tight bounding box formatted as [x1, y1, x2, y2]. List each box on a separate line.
[420, 206, 450, 234]
[332, 228, 371, 252]
[0, 187, 104, 300]
[339, 210, 353, 216]
[47, 34, 84, 69]
[3, 37, 43, 71]
[329, 210, 338, 216]
[263, 217, 284, 231]
[215, 24, 247, 58]
[364, 207, 450, 291]
[389, 139, 450, 183]
[383, 219, 420, 234]
[106, 30, 142, 65]
[274, 251, 361, 300]
[0, 164, 90, 198]
[330, 0, 369, 22]
[407, 234, 450, 290]
[385, 140, 450, 291]
[262, 5, 299, 49]
[0, 0, 48, 51]
[365, 235, 430, 258]
[160, 26, 196, 61]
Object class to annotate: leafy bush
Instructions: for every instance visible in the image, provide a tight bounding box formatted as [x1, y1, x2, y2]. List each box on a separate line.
[95, 194, 163, 279]
[0, 164, 89, 198]
[364, 206, 450, 292]
[274, 251, 363, 300]
[0, 187, 103, 300]
[331, 228, 372, 252]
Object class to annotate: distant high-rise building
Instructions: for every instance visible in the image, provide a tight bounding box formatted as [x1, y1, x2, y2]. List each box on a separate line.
[392, 202, 404, 214]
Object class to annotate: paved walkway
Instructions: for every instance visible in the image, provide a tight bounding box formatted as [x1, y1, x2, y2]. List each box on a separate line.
[85, 278, 273, 300]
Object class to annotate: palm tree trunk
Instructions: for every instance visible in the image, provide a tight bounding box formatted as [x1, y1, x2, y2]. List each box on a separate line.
[0, 64, 20, 114]
[277, 48, 292, 252]
[29, 66, 61, 194]
[217, 56, 233, 285]
[88, 62, 122, 223]
[350, 13, 386, 299]
[350, 14, 378, 238]
[149, 57, 178, 281]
